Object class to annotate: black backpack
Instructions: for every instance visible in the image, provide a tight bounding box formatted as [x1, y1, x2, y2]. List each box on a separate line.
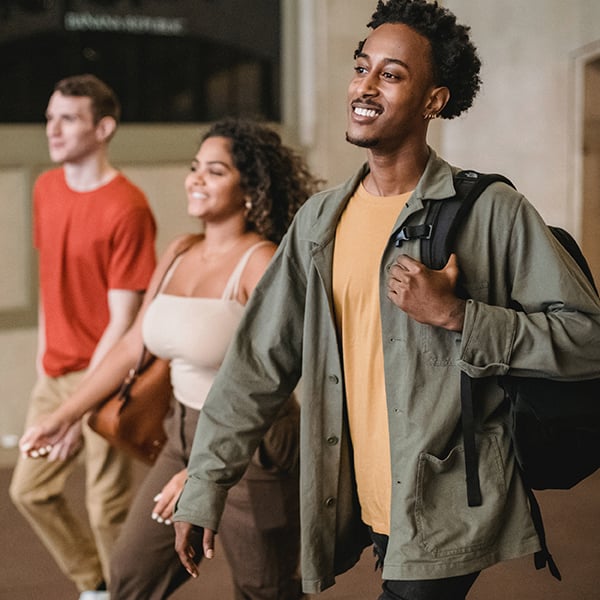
[393, 170, 600, 580]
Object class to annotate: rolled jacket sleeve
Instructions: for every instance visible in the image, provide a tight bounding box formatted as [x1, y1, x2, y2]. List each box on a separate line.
[174, 476, 228, 532]
[457, 193, 600, 380]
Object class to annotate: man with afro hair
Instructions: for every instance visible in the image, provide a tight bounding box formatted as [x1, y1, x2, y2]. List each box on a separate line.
[173, 2, 600, 598]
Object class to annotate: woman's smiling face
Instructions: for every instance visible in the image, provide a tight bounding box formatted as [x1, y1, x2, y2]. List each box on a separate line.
[184, 136, 246, 222]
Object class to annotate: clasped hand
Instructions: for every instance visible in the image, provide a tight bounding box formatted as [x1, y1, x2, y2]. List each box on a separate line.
[19, 418, 82, 461]
[387, 253, 465, 332]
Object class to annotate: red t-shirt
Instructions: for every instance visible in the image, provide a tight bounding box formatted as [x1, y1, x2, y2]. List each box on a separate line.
[34, 168, 157, 376]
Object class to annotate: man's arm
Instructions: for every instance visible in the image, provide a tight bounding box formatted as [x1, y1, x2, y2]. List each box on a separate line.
[86, 289, 144, 371]
[388, 196, 600, 380]
[36, 301, 46, 377]
[45, 289, 143, 461]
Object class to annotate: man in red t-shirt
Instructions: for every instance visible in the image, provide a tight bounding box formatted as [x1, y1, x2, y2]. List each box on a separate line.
[10, 75, 157, 599]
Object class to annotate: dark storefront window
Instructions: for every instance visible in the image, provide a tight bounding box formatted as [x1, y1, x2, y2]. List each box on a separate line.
[0, 0, 281, 123]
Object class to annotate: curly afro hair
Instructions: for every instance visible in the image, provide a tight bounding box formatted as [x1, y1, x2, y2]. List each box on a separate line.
[201, 118, 322, 244]
[362, 0, 482, 119]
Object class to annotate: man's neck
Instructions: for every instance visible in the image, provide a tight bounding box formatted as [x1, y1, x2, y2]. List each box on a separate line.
[363, 143, 430, 197]
[62, 153, 118, 192]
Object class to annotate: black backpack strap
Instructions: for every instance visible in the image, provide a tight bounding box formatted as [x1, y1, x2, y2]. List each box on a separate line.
[460, 371, 483, 507]
[430, 172, 515, 508]
[424, 171, 515, 269]
[524, 484, 562, 580]
[549, 226, 598, 293]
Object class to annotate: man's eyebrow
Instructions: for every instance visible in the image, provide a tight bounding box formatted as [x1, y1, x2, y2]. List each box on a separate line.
[354, 51, 409, 71]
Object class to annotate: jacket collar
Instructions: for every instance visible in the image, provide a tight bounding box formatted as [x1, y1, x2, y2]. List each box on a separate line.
[413, 147, 456, 202]
[304, 148, 457, 247]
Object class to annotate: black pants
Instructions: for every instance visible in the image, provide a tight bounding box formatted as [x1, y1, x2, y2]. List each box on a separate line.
[370, 531, 479, 600]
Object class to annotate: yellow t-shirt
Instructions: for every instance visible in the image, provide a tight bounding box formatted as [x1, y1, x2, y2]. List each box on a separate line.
[332, 182, 411, 535]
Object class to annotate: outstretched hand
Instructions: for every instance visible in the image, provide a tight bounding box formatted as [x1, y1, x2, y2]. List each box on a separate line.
[174, 521, 215, 578]
[19, 414, 79, 460]
[387, 253, 466, 331]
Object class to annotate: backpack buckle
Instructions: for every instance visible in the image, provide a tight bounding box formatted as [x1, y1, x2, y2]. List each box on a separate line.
[393, 223, 433, 247]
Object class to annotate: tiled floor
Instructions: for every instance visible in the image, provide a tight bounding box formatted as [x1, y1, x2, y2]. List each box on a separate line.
[2, 447, 600, 599]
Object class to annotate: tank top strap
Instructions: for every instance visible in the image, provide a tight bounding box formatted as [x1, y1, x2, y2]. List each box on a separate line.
[159, 255, 183, 291]
[156, 235, 199, 294]
[221, 241, 272, 301]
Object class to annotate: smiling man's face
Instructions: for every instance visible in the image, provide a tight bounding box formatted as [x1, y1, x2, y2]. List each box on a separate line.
[346, 22, 437, 152]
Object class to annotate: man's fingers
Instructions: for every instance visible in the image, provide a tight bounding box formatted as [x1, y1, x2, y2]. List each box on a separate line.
[203, 528, 215, 559]
[174, 521, 201, 578]
[443, 252, 459, 276]
[393, 253, 419, 270]
[181, 545, 198, 577]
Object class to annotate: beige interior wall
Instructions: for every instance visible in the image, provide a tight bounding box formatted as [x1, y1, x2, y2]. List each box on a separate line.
[439, 1, 600, 231]
[2, 0, 600, 445]
[582, 59, 600, 283]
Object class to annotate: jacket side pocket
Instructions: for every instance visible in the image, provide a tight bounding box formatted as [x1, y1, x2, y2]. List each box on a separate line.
[415, 434, 507, 557]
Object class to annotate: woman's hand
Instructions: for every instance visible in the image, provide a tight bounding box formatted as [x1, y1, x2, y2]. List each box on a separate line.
[151, 469, 188, 525]
[19, 413, 78, 459]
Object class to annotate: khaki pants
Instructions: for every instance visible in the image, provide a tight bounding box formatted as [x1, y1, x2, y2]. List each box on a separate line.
[9, 372, 134, 592]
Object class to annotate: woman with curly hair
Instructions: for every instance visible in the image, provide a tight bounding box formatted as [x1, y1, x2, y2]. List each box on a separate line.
[20, 117, 321, 599]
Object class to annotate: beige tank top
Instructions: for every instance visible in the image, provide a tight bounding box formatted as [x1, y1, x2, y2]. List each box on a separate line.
[142, 242, 269, 410]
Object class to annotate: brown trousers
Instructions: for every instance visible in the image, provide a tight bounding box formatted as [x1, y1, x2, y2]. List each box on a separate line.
[109, 400, 303, 599]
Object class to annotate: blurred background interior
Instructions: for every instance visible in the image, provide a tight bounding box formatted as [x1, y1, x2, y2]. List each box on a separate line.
[1, 1, 600, 598]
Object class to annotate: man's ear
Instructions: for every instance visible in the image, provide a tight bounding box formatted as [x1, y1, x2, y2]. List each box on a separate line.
[95, 116, 117, 142]
[424, 86, 450, 118]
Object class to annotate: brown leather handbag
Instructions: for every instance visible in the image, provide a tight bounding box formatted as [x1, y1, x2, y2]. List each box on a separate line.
[88, 349, 173, 465]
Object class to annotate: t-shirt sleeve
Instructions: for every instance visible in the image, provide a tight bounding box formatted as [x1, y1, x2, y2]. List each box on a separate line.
[108, 204, 157, 292]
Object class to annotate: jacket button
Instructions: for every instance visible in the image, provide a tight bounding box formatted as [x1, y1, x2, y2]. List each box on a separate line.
[326, 436, 339, 445]
[325, 497, 336, 508]
[328, 374, 339, 384]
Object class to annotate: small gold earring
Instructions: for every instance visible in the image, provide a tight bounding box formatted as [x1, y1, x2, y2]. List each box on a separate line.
[244, 198, 252, 211]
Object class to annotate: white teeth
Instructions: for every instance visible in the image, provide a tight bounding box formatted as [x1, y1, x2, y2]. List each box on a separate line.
[191, 192, 205, 199]
[354, 107, 378, 118]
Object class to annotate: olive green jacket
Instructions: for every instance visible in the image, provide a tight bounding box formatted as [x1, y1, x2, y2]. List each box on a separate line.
[174, 150, 600, 593]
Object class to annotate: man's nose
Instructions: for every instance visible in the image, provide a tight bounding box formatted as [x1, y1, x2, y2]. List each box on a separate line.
[46, 121, 59, 136]
[354, 72, 379, 97]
